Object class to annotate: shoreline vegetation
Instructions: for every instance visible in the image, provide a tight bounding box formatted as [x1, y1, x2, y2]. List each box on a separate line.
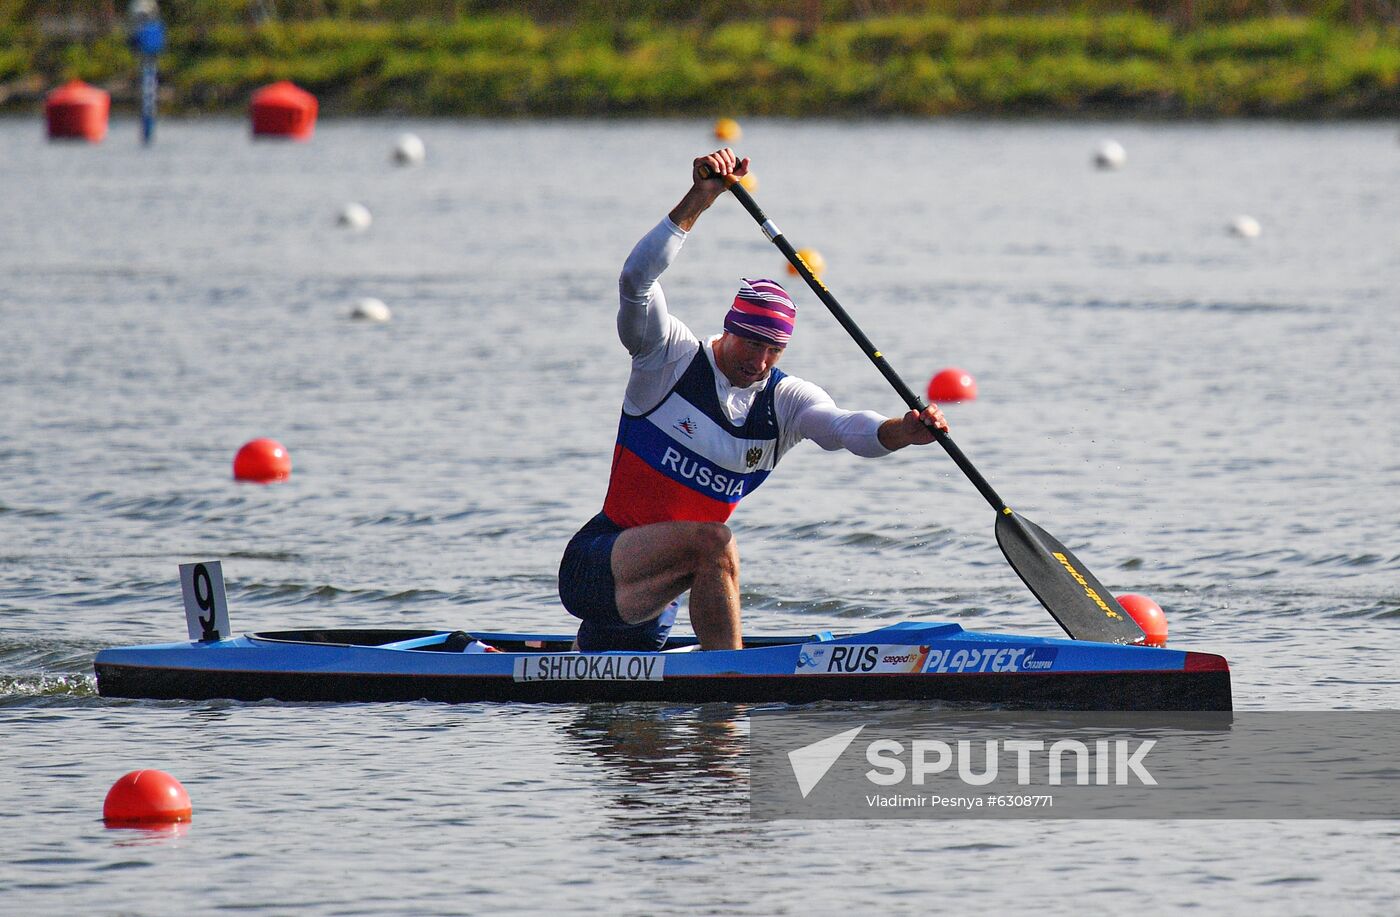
[2, 2, 1397, 117]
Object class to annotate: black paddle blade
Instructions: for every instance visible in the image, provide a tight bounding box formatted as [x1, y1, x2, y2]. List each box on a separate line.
[995, 510, 1145, 645]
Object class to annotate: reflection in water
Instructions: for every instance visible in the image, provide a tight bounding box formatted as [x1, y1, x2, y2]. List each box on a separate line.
[105, 820, 192, 847]
[185, 705, 240, 725]
[562, 703, 752, 830]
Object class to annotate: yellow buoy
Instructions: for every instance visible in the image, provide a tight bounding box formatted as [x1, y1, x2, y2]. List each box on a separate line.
[714, 118, 742, 142]
[786, 248, 826, 278]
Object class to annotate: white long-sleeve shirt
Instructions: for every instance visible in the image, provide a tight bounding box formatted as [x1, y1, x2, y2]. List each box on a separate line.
[617, 217, 892, 463]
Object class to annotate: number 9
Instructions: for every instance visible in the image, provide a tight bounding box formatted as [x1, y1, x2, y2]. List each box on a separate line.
[193, 563, 217, 637]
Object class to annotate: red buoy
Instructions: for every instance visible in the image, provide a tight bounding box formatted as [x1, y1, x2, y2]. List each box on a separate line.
[249, 81, 318, 140]
[45, 80, 110, 143]
[233, 438, 292, 483]
[1118, 593, 1168, 647]
[103, 770, 192, 825]
[926, 367, 977, 403]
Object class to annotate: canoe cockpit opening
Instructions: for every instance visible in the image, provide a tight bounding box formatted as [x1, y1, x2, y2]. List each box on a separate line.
[250, 628, 845, 653]
[254, 629, 441, 647]
[251, 630, 578, 653]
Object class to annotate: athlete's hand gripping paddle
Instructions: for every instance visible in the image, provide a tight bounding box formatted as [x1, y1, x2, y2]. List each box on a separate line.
[702, 161, 1145, 644]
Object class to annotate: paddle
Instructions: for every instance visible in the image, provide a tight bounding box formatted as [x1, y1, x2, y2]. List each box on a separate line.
[705, 165, 1145, 644]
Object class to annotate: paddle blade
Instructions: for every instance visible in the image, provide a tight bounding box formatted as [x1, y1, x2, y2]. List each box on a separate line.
[995, 511, 1145, 644]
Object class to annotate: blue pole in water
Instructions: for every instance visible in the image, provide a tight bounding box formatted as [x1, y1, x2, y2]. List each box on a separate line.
[128, 2, 165, 146]
[140, 57, 157, 144]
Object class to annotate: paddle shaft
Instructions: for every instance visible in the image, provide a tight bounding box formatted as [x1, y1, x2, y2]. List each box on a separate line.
[705, 165, 1143, 644]
[718, 175, 1009, 514]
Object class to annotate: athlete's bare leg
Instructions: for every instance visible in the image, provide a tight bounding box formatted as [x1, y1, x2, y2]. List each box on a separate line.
[608, 521, 742, 650]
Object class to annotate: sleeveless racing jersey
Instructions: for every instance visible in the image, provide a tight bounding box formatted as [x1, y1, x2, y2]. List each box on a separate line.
[602, 347, 786, 527]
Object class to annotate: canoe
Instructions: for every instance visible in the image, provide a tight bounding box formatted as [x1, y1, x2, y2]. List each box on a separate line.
[94, 620, 1232, 711]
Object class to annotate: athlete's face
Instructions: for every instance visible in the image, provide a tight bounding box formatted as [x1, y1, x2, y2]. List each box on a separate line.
[716, 333, 785, 387]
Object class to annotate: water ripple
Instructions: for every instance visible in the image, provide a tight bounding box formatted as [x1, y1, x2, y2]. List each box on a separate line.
[0, 503, 61, 520]
[0, 673, 97, 700]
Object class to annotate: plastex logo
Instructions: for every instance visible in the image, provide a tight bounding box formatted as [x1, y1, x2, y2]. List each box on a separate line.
[922, 646, 1058, 674]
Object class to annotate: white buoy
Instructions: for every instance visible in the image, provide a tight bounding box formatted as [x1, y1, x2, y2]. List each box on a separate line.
[1228, 215, 1262, 238]
[336, 202, 372, 231]
[1094, 139, 1126, 170]
[349, 297, 391, 322]
[392, 133, 426, 166]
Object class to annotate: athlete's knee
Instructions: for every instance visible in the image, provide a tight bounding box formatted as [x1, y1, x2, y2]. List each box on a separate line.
[688, 521, 732, 553]
[691, 522, 738, 572]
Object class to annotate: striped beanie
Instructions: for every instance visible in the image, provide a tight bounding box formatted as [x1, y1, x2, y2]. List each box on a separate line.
[723, 278, 797, 346]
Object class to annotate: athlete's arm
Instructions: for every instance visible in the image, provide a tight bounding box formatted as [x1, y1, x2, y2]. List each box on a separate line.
[668, 149, 748, 231]
[617, 218, 686, 357]
[777, 380, 889, 458]
[776, 380, 949, 458]
[876, 406, 948, 450]
[617, 149, 749, 357]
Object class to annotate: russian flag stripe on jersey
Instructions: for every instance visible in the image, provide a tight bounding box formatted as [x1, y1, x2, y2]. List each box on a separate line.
[614, 417, 772, 501]
[602, 347, 784, 529]
[605, 447, 735, 526]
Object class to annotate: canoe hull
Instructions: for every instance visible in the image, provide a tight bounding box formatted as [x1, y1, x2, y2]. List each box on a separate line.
[94, 622, 1232, 711]
[96, 663, 1229, 710]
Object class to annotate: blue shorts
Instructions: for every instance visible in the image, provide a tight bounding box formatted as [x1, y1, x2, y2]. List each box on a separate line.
[558, 513, 677, 652]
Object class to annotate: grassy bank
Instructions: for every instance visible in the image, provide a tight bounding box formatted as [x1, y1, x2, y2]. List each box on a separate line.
[3, 10, 1397, 116]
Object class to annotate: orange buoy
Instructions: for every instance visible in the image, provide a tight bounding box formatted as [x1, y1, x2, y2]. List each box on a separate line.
[714, 117, 742, 142]
[103, 770, 192, 826]
[250, 81, 318, 140]
[926, 368, 977, 403]
[1118, 593, 1168, 647]
[786, 248, 826, 278]
[233, 438, 292, 483]
[45, 80, 110, 143]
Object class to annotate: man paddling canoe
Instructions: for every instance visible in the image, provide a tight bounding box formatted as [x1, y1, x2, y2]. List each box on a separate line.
[559, 148, 948, 652]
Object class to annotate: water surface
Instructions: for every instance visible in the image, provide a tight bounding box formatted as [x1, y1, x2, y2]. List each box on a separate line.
[2, 117, 1398, 913]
